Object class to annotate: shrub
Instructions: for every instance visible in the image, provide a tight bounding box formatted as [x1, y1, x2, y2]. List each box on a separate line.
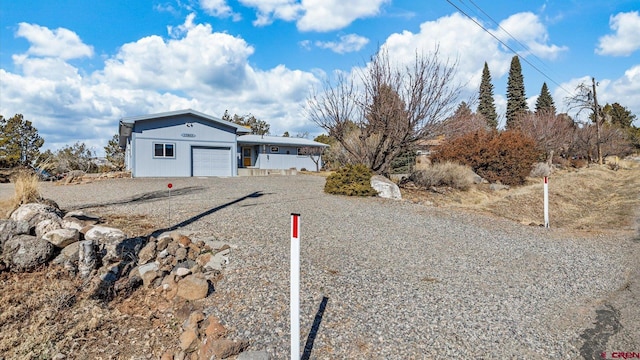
[432, 130, 542, 186]
[529, 162, 551, 178]
[409, 162, 476, 190]
[324, 164, 378, 196]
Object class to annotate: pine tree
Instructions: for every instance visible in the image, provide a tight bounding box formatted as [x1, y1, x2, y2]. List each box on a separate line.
[477, 62, 498, 129]
[535, 82, 556, 115]
[0, 114, 44, 167]
[506, 56, 528, 128]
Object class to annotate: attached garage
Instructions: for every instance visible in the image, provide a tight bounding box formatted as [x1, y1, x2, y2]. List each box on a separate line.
[192, 147, 232, 177]
[118, 109, 249, 177]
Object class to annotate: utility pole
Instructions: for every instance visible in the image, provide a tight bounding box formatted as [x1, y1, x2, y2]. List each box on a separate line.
[592, 77, 602, 165]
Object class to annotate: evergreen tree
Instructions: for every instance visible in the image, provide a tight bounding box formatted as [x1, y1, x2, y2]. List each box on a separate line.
[0, 114, 44, 167]
[454, 101, 473, 119]
[104, 134, 125, 170]
[535, 82, 556, 115]
[603, 102, 636, 128]
[477, 62, 498, 129]
[506, 56, 528, 128]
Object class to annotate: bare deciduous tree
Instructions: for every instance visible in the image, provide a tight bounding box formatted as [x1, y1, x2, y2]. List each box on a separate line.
[517, 110, 576, 161]
[306, 48, 461, 175]
[565, 79, 604, 164]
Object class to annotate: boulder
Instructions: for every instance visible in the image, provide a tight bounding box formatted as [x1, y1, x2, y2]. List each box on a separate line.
[370, 175, 401, 200]
[0, 219, 30, 248]
[3, 234, 55, 271]
[35, 218, 63, 238]
[84, 226, 127, 263]
[10, 203, 63, 231]
[42, 228, 79, 248]
[51, 242, 80, 265]
[176, 275, 209, 301]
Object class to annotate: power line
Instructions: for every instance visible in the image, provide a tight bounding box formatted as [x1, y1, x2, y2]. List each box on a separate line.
[445, 0, 574, 97]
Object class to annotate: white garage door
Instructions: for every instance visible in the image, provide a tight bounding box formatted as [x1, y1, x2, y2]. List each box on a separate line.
[192, 147, 232, 176]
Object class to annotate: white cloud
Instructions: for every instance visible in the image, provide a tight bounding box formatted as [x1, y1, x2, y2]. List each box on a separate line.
[382, 12, 511, 92]
[297, 0, 389, 32]
[15, 22, 93, 60]
[496, 12, 567, 60]
[239, 0, 303, 26]
[596, 11, 640, 56]
[0, 17, 322, 153]
[238, 0, 388, 31]
[315, 34, 369, 54]
[199, 0, 241, 20]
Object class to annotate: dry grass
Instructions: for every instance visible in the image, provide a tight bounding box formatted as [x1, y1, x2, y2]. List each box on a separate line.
[0, 170, 42, 218]
[402, 160, 640, 234]
[410, 162, 476, 190]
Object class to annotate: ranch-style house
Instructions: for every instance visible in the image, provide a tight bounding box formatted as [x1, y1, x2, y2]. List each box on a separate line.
[118, 109, 328, 177]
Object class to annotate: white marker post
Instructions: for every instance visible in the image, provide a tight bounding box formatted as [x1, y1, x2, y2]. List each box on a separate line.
[290, 213, 301, 360]
[543, 176, 549, 228]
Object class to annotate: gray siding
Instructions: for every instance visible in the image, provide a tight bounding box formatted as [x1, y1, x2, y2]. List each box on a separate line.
[130, 115, 238, 177]
[252, 145, 322, 171]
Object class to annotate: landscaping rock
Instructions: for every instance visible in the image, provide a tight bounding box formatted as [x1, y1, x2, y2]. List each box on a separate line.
[35, 218, 62, 238]
[177, 275, 209, 301]
[138, 241, 157, 265]
[10, 203, 63, 231]
[179, 329, 199, 352]
[52, 242, 80, 265]
[202, 316, 227, 340]
[0, 219, 30, 249]
[84, 226, 127, 263]
[3, 234, 55, 271]
[370, 175, 401, 200]
[42, 228, 79, 248]
[63, 210, 101, 226]
[138, 262, 159, 277]
[199, 339, 250, 360]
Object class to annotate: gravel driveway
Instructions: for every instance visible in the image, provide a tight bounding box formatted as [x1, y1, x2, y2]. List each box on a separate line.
[12, 175, 639, 359]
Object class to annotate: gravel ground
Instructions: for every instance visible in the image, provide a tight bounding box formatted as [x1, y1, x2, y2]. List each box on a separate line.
[5, 175, 638, 359]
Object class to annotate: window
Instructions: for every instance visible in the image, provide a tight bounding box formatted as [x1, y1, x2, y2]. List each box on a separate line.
[154, 143, 175, 158]
[270, 146, 279, 153]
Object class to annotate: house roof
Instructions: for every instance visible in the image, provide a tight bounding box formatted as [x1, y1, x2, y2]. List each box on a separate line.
[118, 109, 252, 147]
[237, 135, 329, 147]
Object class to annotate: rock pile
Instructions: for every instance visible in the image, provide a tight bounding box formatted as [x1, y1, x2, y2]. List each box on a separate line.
[0, 201, 262, 359]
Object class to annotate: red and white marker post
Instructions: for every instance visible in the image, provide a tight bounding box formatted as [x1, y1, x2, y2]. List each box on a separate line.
[290, 213, 301, 359]
[543, 176, 549, 228]
[168, 183, 173, 225]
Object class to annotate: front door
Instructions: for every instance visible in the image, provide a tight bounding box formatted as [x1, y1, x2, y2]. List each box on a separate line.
[242, 147, 252, 167]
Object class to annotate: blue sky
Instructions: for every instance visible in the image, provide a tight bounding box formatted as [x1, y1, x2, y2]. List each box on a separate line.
[1, 0, 639, 155]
